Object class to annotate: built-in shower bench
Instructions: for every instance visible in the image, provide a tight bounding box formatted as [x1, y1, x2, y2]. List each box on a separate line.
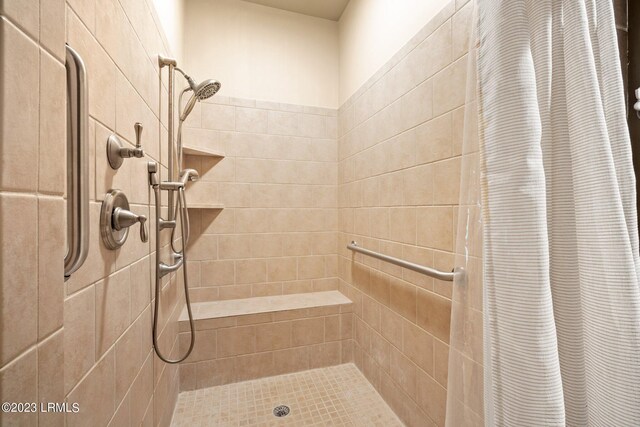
[177, 291, 354, 391]
[179, 290, 351, 325]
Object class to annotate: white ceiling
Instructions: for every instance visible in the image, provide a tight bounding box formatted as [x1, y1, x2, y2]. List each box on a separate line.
[241, 0, 350, 21]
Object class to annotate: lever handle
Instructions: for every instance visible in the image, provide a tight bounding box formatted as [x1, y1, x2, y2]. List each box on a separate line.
[138, 215, 148, 243]
[134, 122, 143, 149]
[108, 123, 144, 168]
[112, 207, 148, 242]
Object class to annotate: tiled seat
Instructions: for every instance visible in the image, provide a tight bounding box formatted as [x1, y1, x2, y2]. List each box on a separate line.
[178, 291, 354, 391]
[179, 290, 352, 324]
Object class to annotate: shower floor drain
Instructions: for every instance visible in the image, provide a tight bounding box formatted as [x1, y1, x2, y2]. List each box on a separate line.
[273, 405, 290, 417]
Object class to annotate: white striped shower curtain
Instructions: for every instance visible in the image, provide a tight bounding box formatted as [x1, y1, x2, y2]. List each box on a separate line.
[476, 0, 640, 425]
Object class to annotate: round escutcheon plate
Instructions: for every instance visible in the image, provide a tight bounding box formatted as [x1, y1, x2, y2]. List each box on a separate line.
[100, 189, 130, 249]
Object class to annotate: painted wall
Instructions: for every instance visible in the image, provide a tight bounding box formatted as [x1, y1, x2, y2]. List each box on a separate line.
[183, 0, 339, 108]
[338, 0, 451, 104]
[181, 0, 452, 108]
[152, 0, 185, 61]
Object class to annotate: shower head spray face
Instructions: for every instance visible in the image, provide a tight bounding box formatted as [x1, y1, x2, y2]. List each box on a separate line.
[195, 80, 221, 100]
[178, 78, 222, 122]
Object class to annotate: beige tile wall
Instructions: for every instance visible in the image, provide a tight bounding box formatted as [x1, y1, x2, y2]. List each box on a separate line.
[0, 0, 185, 425]
[179, 303, 354, 391]
[182, 97, 340, 302]
[336, 1, 472, 426]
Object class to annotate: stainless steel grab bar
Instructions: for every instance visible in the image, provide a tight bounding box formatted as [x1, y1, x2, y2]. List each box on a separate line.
[64, 44, 89, 280]
[347, 241, 456, 282]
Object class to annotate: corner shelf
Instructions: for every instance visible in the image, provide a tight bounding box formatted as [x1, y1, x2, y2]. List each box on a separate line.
[182, 145, 225, 158]
[182, 145, 225, 211]
[187, 203, 225, 210]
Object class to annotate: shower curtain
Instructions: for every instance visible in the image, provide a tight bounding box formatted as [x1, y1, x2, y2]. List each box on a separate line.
[447, 0, 640, 425]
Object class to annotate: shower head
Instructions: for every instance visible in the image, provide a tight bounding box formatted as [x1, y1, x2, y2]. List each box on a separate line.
[174, 67, 221, 96]
[194, 79, 221, 100]
[177, 73, 222, 122]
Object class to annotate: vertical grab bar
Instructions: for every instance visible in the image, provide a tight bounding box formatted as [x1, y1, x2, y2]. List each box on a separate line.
[64, 44, 89, 280]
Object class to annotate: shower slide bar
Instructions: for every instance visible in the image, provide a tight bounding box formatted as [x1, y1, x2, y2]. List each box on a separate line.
[64, 44, 89, 280]
[347, 241, 456, 282]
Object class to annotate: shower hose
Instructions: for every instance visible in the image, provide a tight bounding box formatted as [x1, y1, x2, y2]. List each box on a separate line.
[151, 184, 196, 364]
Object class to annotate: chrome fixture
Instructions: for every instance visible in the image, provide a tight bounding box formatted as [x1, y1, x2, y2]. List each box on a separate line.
[158, 53, 177, 68]
[175, 69, 221, 121]
[158, 55, 178, 220]
[154, 55, 219, 364]
[179, 168, 199, 184]
[273, 406, 290, 418]
[347, 241, 458, 282]
[158, 54, 221, 219]
[148, 161, 195, 364]
[172, 169, 199, 244]
[100, 190, 148, 250]
[107, 122, 145, 169]
[175, 69, 221, 175]
[64, 44, 89, 280]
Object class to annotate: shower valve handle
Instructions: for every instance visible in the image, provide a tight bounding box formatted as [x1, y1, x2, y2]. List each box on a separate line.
[134, 122, 143, 152]
[138, 215, 148, 243]
[119, 123, 144, 158]
[107, 123, 144, 169]
[127, 122, 144, 158]
[112, 207, 148, 243]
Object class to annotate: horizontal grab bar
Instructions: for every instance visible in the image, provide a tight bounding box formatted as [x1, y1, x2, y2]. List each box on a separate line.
[347, 241, 456, 282]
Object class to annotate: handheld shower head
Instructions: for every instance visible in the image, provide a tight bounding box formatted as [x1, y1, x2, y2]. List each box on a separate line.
[194, 80, 221, 100]
[173, 70, 222, 176]
[175, 68, 222, 121]
[179, 80, 222, 122]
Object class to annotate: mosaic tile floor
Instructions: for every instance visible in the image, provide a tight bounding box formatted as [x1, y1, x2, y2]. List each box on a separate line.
[171, 363, 403, 427]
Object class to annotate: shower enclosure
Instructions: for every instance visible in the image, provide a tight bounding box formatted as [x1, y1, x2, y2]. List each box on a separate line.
[0, 0, 471, 425]
[2, 0, 637, 426]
